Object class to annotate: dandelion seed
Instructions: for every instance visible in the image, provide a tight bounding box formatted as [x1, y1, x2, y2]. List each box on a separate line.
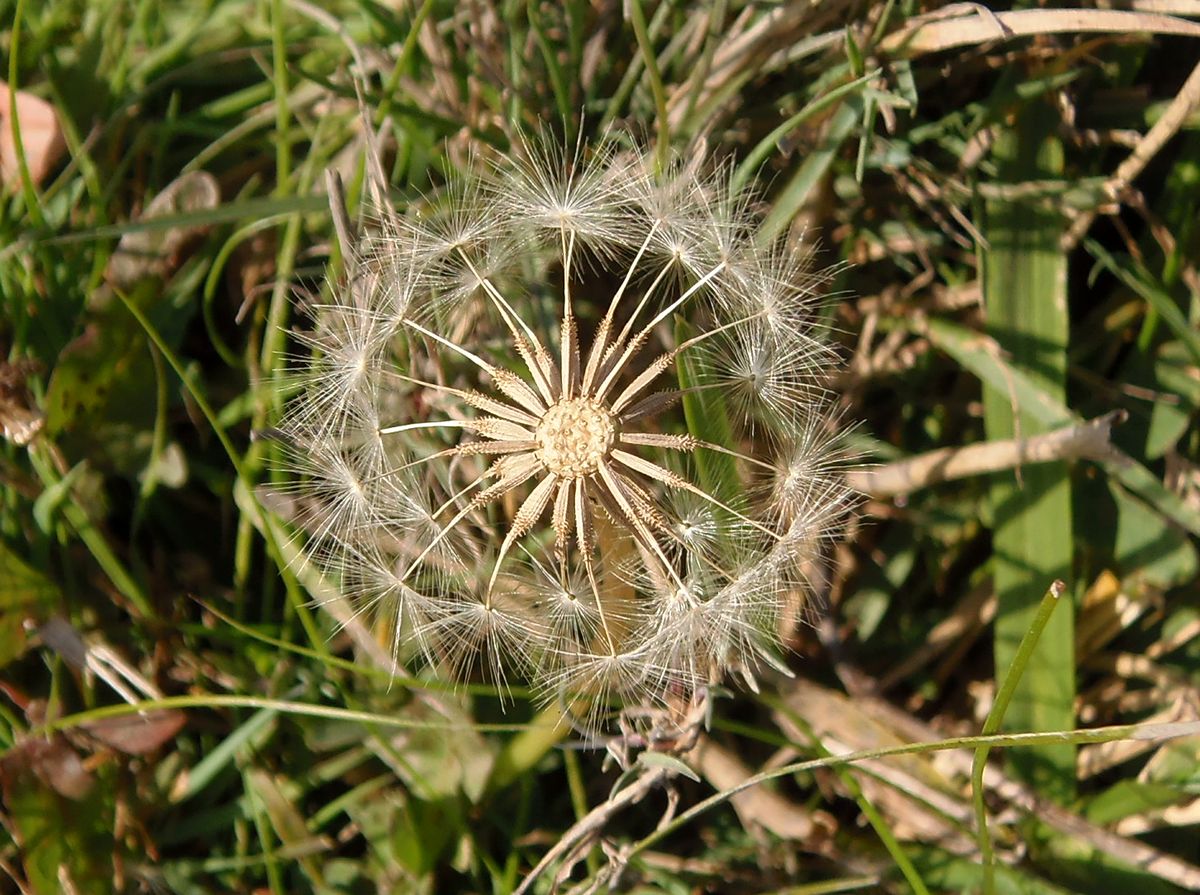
[277, 137, 853, 726]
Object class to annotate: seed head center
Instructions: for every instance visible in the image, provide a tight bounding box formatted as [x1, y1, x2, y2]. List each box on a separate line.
[536, 398, 616, 478]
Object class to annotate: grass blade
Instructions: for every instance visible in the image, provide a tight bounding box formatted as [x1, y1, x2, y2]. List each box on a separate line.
[973, 580, 1065, 895]
[979, 99, 1075, 800]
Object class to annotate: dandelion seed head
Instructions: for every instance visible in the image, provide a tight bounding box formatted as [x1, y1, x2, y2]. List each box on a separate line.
[277, 134, 855, 727]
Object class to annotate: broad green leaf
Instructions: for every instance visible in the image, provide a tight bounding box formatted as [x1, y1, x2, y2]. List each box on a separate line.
[1137, 735, 1200, 789]
[1028, 817, 1183, 895]
[912, 845, 1076, 895]
[978, 100, 1074, 800]
[0, 543, 59, 668]
[844, 525, 916, 642]
[377, 700, 494, 803]
[637, 750, 700, 782]
[1084, 238, 1200, 368]
[1111, 481, 1197, 591]
[1145, 339, 1200, 459]
[759, 96, 863, 244]
[347, 786, 462, 881]
[2, 759, 114, 895]
[246, 769, 332, 891]
[173, 707, 278, 803]
[1085, 780, 1185, 826]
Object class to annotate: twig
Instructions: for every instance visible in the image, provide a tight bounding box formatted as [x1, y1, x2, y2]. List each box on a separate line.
[879, 7, 1200, 56]
[513, 765, 672, 895]
[1062, 58, 1200, 249]
[847, 410, 1126, 498]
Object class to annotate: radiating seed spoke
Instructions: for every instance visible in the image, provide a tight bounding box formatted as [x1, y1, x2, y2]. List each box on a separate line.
[597, 261, 727, 401]
[574, 477, 617, 653]
[596, 460, 690, 597]
[619, 432, 775, 471]
[486, 472, 559, 599]
[378, 419, 472, 437]
[456, 250, 558, 403]
[610, 311, 766, 413]
[582, 220, 661, 394]
[385, 371, 539, 427]
[610, 449, 780, 540]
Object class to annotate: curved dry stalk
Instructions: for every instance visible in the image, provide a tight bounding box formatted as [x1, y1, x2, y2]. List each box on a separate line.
[848, 410, 1126, 499]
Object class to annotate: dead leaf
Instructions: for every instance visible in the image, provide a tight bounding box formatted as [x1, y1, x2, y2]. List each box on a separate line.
[881, 8, 1200, 56]
[0, 81, 66, 190]
[0, 697, 93, 801]
[0, 726, 114, 895]
[685, 734, 831, 842]
[0, 358, 44, 446]
[6, 736, 95, 800]
[82, 710, 186, 755]
[226, 228, 277, 322]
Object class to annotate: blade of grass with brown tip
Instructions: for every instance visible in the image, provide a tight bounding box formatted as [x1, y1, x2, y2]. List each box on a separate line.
[979, 98, 1076, 802]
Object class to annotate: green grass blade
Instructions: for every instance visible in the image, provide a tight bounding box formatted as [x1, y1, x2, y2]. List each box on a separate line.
[759, 96, 862, 245]
[974, 580, 1065, 895]
[675, 317, 740, 504]
[979, 100, 1075, 801]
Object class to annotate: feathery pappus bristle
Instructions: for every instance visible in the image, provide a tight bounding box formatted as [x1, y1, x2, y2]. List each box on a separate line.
[276, 136, 854, 728]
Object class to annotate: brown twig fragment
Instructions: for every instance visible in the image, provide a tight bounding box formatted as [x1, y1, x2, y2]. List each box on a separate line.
[1063, 59, 1200, 250]
[513, 765, 672, 895]
[848, 410, 1127, 499]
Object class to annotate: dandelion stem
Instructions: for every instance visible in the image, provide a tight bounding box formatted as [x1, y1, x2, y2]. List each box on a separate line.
[974, 580, 1065, 895]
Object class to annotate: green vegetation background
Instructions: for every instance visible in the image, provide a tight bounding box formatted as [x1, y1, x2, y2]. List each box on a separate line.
[2, 1, 1199, 893]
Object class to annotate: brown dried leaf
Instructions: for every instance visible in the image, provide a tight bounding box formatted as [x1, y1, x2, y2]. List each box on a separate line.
[0, 81, 66, 189]
[0, 699, 94, 801]
[0, 736, 94, 801]
[685, 734, 831, 842]
[881, 8, 1200, 56]
[82, 710, 186, 756]
[0, 358, 44, 446]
